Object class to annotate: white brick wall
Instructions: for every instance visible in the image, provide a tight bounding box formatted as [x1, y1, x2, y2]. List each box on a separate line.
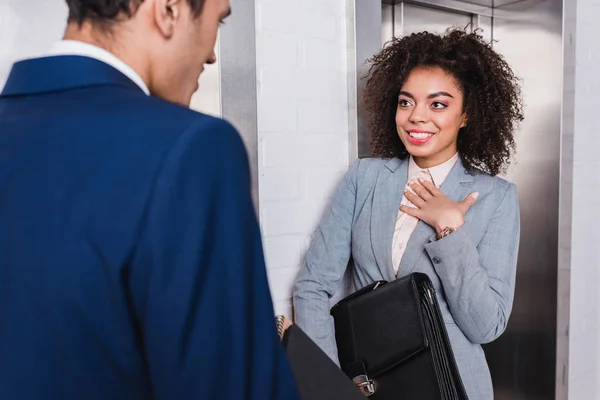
[255, 0, 350, 317]
[567, 0, 600, 398]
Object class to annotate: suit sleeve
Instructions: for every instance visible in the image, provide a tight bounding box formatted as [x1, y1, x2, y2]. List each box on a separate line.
[424, 183, 520, 344]
[129, 117, 299, 400]
[292, 160, 360, 365]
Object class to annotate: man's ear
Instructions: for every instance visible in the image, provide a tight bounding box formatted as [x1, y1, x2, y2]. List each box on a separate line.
[152, 0, 183, 38]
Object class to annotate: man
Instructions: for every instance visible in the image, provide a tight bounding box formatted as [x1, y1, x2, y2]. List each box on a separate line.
[0, 1, 299, 399]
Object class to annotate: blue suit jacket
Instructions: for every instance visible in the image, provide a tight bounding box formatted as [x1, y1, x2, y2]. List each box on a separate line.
[0, 56, 299, 400]
[293, 157, 520, 399]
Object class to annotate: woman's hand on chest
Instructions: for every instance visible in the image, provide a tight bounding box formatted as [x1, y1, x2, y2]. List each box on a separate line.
[400, 178, 479, 236]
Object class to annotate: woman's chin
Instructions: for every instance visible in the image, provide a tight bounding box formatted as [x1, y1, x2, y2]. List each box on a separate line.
[404, 143, 436, 159]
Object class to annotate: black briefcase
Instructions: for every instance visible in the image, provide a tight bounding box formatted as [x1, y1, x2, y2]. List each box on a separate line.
[330, 272, 469, 399]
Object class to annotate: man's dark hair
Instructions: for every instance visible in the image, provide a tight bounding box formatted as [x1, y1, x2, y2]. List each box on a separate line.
[66, 0, 206, 26]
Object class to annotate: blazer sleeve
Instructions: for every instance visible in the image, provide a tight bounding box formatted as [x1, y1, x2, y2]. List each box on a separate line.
[424, 182, 520, 344]
[292, 160, 360, 365]
[128, 117, 299, 400]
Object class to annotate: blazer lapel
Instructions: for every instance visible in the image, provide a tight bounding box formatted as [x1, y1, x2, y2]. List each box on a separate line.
[370, 158, 407, 282]
[397, 157, 474, 277]
[440, 158, 474, 203]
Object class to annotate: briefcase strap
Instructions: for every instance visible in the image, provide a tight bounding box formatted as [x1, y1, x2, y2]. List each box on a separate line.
[347, 360, 375, 396]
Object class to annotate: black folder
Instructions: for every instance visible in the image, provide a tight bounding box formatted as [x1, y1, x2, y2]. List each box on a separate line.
[278, 319, 364, 400]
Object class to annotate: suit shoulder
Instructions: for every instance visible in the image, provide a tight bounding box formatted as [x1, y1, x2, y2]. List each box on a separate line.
[349, 157, 398, 177]
[353, 157, 393, 169]
[472, 170, 513, 188]
[123, 95, 243, 153]
[132, 95, 227, 131]
[471, 170, 517, 202]
[177, 114, 244, 158]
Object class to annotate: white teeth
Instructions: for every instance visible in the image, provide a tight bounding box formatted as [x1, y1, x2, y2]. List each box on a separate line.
[408, 132, 433, 139]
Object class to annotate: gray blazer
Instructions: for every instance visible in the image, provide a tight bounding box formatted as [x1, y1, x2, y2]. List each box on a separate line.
[293, 157, 520, 400]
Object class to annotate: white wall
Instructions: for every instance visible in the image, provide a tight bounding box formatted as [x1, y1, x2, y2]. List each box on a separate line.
[254, 0, 350, 317]
[565, 0, 600, 398]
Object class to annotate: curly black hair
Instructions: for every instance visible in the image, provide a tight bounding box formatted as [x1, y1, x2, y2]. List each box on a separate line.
[361, 28, 523, 176]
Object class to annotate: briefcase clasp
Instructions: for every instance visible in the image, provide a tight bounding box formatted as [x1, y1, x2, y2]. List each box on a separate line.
[352, 374, 375, 396]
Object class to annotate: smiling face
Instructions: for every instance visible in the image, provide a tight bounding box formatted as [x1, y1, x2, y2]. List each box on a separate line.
[395, 66, 468, 168]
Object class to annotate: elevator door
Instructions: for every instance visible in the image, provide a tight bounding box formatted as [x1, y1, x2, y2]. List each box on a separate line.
[377, 2, 560, 399]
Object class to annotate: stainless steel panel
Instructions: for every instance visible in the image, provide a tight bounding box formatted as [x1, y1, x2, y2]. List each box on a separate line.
[347, 0, 359, 162]
[219, 0, 259, 211]
[382, 3, 395, 45]
[393, 4, 403, 39]
[400, 3, 473, 36]
[351, 0, 383, 159]
[459, 0, 531, 6]
[386, 0, 494, 17]
[483, 1, 562, 399]
[453, 0, 492, 5]
[556, 1, 576, 397]
[383, 0, 525, 9]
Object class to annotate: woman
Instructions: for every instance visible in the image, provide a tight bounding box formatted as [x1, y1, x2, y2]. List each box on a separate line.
[293, 28, 523, 399]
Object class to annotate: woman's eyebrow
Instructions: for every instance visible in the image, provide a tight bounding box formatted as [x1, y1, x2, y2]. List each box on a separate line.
[398, 91, 455, 99]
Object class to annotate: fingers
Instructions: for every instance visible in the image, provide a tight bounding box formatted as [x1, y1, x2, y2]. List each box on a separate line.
[404, 188, 426, 208]
[400, 204, 422, 219]
[409, 181, 433, 201]
[459, 192, 479, 213]
[418, 178, 442, 196]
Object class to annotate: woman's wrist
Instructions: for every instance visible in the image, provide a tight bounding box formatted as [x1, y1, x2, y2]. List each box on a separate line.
[437, 226, 457, 240]
[435, 216, 464, 236]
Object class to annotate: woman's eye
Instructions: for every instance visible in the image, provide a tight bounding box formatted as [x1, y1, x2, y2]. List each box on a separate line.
[398, 99, 412, 107]
[431, 102, 447, 109]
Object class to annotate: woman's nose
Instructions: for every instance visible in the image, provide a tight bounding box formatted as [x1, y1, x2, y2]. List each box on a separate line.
[409, 105, 428, 124]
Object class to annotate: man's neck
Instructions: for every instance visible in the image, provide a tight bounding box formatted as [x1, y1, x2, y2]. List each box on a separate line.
[62, 22, 151, 91]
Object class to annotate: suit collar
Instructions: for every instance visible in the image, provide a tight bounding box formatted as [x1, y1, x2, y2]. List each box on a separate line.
[384, 157, 403, 173]
[447, 156, 474, 184]
[384, 156, 473, 183]
[48, 40, 150, 95]
[0, 55, 145, 97]
[408, 153, 458, 187]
